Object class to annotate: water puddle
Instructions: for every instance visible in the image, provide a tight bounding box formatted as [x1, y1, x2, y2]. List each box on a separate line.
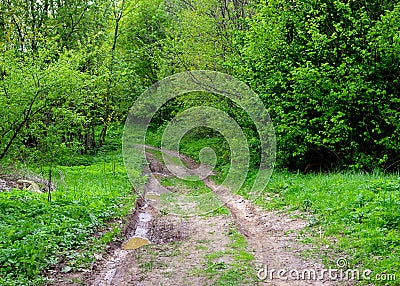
[121, 198, 155, 250]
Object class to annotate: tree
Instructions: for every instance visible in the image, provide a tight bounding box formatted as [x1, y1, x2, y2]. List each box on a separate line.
[229, 0, 400, 171]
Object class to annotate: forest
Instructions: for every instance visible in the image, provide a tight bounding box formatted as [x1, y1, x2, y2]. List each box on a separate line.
[0, 0, 399, 285]
[1, 0, 399, 170]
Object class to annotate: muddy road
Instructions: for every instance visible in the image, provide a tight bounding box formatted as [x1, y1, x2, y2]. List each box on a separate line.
[54, 146, 351, 286]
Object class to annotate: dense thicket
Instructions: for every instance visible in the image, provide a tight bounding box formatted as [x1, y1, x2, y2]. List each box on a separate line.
[231, 0, 400, 171]
[1, 0, 399, 171]
[160, 0, 400, 171]
[0, 0, 148, 162]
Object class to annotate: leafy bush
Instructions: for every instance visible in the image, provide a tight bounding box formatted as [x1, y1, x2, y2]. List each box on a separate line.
[229, 0, 400, 171]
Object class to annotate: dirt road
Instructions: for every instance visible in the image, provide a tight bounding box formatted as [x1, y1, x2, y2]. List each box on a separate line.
[55, 146, 351, 286]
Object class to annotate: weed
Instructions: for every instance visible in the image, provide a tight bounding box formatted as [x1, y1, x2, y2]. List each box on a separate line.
[201, 225, 256, 285]
[0, 153, 138, 285]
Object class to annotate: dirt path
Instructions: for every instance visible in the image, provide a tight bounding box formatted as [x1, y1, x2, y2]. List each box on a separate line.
[54, 146, 351, 286]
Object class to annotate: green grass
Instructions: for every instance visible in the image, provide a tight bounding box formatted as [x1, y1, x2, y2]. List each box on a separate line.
[190, 225, 256, 285]
[0, 155, 138, 285]
[135, 242, 182, 276]
[256, 171, 400, 285]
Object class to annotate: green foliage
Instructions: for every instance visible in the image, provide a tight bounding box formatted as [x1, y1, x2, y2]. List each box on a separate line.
[159, 0, 255, 76]
[228, 0, 400, 171]
[0, 157, 136, 285]
[0, 49, 94, 161]
[0, 0, 142, 162]
[0, 0, 108, 52]
[2, 0, 400, 171]
[1, 0, 400, 281]
[118, 0, 171, 87]
[147, 91, 262, 170]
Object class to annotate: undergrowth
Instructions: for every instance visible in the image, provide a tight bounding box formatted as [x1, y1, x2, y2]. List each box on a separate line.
[0, 132, 139, 285]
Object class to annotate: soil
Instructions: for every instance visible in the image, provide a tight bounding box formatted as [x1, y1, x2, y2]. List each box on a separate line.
[50, 146, 352, 286]
[0, 169, 56, 192]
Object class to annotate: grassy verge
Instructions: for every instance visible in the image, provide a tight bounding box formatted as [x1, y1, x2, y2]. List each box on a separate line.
[251, 171, 399, 285]
[0, 152, 138, 285]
